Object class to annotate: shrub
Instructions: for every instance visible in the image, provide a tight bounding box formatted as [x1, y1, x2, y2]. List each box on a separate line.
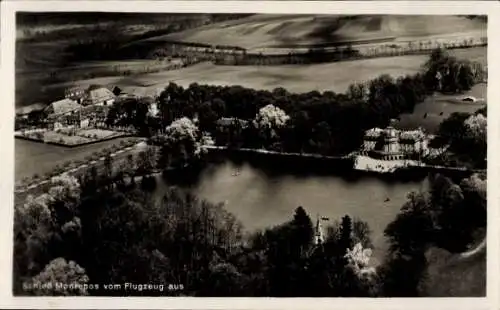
[93, 134, 98, 139]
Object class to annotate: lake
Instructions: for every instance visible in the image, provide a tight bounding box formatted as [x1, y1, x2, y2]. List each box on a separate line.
[16, 139, 429, 263]
[156, 158, 429, 264]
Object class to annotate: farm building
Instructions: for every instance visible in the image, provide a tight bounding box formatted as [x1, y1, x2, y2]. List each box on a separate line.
[82, 85, 116, 106]
[46, 109, 93, 130]
[361, 125, 429, 160]
[64, 113, 90, 129]
[44, 98, 82, 117]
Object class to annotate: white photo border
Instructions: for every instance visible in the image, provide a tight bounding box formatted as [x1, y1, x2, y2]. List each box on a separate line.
[1, 1, 498, 309]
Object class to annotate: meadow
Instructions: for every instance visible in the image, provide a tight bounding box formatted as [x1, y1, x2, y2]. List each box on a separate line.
[15, 137, 138, 181]
[396, 83, 487, 133]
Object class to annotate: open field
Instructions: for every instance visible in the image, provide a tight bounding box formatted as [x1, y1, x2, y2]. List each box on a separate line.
[15, 137, 140, 181]
[16, 13, 486, 106]
[34, 47, 486, 101]
[16, 41, 185, 106]
[151, 15, 486, 51]
[396, 83, 487, 134]
[15, 13, 250, 106]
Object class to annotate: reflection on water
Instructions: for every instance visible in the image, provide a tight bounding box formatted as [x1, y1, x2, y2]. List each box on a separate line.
[157, 159, 429, 263]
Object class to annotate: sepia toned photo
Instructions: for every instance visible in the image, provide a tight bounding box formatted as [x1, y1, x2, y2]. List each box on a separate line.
[12, 11, 487, 299]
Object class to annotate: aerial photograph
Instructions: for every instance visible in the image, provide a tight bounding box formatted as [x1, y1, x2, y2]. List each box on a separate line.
[13, 13, 487, 297]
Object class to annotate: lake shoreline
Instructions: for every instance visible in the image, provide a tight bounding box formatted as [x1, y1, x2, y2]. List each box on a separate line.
[202, 145, 479, 180]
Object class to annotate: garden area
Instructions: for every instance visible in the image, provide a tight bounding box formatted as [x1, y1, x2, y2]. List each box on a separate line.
[16, 127, 131, 146]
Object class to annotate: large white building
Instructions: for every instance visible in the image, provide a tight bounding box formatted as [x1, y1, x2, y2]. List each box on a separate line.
[361, 125, 429, 160]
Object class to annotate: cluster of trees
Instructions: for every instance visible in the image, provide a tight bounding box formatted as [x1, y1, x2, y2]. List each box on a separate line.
[155, 117, 214, 170]
[423, 48, 485, 93]
[429, 106, 487, 169]
[214, 46, 359, 66]
[380, 172, 486, 296]
[213, 38, 486, 67]
[150, 76, 427, 156]
[105, 97, 156, 136]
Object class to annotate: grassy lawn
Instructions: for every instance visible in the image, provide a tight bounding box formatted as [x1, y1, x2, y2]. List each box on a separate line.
[76, 128, 123, 139]
[43, 131, 93, 145]
[15, 137, 139, 181]
[396, 83, 487, 134]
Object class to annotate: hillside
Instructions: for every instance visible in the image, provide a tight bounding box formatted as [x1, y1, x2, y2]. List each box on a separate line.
[147, 15, 486, 51]
[15, 13, 251, 106]
[15, 13, 487, 107]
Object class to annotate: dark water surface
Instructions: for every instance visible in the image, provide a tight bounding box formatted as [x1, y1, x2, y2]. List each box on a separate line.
[16, 138, 429, 263]
[157, 159, 429, 263]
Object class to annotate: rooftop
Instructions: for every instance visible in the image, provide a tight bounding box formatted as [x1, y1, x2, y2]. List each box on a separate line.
[82, 87, 116, 105]
[400, 129, 426, 141]
[364, 126, 427, 141]
[45, 99, 81, 116]
[365, 127, 383, 137]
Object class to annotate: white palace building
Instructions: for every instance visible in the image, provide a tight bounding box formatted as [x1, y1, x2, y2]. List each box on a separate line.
[360, 125, 430, 161]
